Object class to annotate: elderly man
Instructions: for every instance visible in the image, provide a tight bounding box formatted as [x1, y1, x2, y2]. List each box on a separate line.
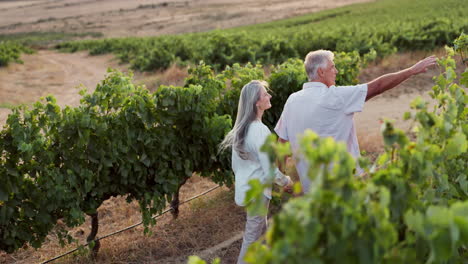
[274, 50, 437, 193]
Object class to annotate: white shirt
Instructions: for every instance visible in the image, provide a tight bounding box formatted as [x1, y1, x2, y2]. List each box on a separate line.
[232, 121, 291, 206]
[274, 82, 367, 192]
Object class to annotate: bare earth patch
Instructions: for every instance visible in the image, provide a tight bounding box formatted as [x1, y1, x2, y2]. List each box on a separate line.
[0, 0, 374, 38]
[0, 50, 188, 125]
[0, 50, 127, 124]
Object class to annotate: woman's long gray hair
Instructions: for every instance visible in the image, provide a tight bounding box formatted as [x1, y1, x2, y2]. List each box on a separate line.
[219, 80, 267, 159]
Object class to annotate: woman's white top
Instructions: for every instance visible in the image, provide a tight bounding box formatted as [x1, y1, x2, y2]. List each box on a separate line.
[232, 121, 291, 206]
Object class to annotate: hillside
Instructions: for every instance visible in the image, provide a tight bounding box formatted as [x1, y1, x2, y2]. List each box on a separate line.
[0, 0, 373, 38]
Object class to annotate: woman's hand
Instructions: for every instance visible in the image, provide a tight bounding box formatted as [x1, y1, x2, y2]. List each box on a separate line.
[283, 178, 294, 194]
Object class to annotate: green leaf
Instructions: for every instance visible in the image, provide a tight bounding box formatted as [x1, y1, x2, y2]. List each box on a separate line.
[140, 153, 150, 167]
[403, 111, 412, 120]
[187, 256, 206, 264]
[445, 132, 467, 157]
[404, 210, 424, 235]
[0, 186, 9, 201]
[245, 179, 268, 216]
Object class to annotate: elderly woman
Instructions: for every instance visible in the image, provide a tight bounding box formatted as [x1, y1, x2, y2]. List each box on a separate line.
[219, 80, 293, 264]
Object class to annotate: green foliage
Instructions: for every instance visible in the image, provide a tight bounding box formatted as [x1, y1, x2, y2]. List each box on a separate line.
[0, 41, 34, 67]
[130, 45, 175, 71]
[0, 102, 19, 109]
[404, 202, 468, 263]
[454, 32, 468, 66]
[0, 31, 102, 47]
[187, 256, 220, 264]
[0, 31, 103, 67]
[56, 0, 467, 72]
[0, 47, 363, 254]
[0, 69, 233, 253]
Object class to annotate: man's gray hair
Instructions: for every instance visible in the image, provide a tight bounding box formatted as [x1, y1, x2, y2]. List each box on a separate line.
[304, 50, 334, 81]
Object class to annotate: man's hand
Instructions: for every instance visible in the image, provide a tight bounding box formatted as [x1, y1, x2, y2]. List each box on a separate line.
[366, 55, 438, 101]
[409, 55, 438, 75]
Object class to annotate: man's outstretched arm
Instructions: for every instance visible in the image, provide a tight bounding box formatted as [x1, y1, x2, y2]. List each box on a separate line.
[366, 56, 437, 101]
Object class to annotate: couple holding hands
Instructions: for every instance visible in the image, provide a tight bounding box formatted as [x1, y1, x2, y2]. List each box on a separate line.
[219, 49, 437, 264]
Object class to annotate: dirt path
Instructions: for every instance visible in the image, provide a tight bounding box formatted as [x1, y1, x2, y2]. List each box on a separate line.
[0, 50, 125, 124]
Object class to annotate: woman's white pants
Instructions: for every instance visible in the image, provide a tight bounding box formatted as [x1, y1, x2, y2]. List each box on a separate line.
[237, 196, 270, 264]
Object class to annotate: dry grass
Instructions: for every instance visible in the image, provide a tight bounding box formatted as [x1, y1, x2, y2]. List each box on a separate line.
[358, 48, 466, 98]
[358, 132, 384, 162]
[136, 64, 189, 92]
[0, 0, 374, 38]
